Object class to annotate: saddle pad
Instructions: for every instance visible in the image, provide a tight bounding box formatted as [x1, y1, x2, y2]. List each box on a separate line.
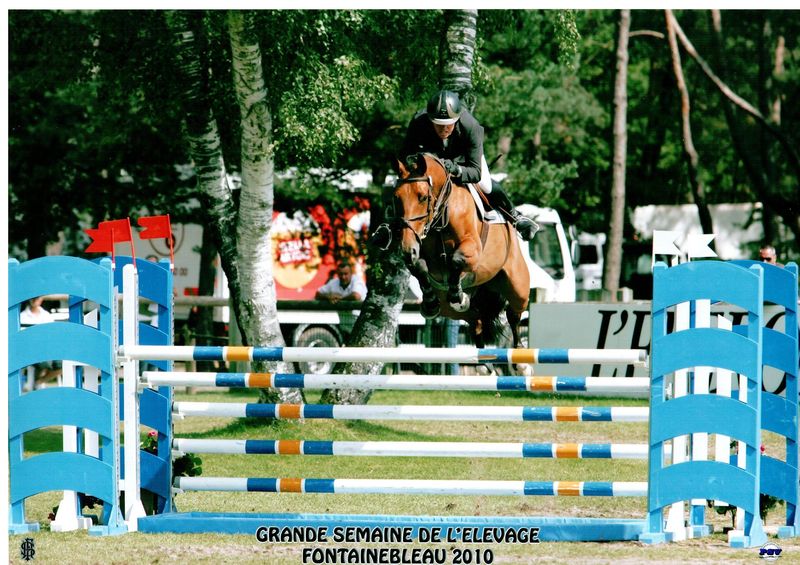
[466, 184, 505, 224]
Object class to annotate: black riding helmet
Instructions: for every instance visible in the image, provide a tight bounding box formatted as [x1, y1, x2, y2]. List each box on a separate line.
[426, 90, 462, 125]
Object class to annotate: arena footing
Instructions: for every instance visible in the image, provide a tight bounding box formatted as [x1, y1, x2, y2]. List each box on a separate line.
[137, 512, 647, 541]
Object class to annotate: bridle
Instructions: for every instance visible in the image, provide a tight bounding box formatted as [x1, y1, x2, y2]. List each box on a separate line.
[392, 155, 453, 244]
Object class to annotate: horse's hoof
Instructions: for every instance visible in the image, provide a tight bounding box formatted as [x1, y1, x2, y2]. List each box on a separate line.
[421, 298, 440, 319]
[449, 293, 470, 312]
[514, 363, 534, 377]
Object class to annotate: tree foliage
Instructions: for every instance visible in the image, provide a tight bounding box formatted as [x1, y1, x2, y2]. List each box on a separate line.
[8, 9, 800, 265]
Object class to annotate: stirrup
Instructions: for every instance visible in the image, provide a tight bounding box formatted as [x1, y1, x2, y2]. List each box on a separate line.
[369, 224, 393, 250]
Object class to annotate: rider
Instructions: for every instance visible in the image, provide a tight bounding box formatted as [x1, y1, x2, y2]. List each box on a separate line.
[399, 89, 538, 240]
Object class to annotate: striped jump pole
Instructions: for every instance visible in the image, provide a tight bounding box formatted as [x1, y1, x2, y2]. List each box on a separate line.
[174, 477, 649, 497]
[173, 401, 650, 422]
[125, 345, 647, 365]
[144, 371, 650, 394]
[172, 439, 650, 459]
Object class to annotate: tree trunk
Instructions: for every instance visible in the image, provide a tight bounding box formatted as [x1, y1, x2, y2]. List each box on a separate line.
[227, 10, 301, 404]
[603, 9, 630, 300]
[319, 245, 410, 405]
[165, 10, 244, 329]
[442, 9, 478, 109]
[665, 10, 715, 241]
[195, 226, 217, 372]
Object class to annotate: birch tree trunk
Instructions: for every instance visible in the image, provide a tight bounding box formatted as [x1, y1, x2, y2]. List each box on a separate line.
[603, 9, 630, 301]
[165, 10, 243, 328]
[665, 10, 715, 241]
[228, 10, 301, 404]
[442, 9, 478, 109]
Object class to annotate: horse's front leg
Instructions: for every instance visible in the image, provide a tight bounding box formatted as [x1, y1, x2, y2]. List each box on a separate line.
[447, 239, 480, 313]
[407, 258, 440, 319]
[506, 305, 532, 376]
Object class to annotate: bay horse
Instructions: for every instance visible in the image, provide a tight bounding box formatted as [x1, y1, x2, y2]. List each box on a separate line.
[390, 152, 530, 349]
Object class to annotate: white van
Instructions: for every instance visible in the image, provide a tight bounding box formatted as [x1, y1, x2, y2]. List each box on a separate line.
[575, 232, 606, 291]
[515, 204, 576, 303]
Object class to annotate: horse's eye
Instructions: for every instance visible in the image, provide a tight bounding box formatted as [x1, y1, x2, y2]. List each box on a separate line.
[419, 193, 429, 203]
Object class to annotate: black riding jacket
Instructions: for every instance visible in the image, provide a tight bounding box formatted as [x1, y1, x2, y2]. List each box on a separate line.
[400, 109, 485, 184]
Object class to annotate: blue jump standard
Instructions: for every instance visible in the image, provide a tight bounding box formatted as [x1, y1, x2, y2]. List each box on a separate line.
[137, 513, 647, 542]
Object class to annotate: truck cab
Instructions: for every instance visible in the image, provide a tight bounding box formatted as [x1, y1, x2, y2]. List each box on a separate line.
[515, 204, 576, 303]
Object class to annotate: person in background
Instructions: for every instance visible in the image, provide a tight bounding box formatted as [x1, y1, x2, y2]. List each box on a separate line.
[315, 259, 368, 303]
[20, 296, 55, 326]
[20, 296, 60, 385]
[759, 245, 780, 266]
[757, 245, 797, 308]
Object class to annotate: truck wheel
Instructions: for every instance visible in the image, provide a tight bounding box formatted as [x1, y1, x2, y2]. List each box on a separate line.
[294, 327, 340, 375]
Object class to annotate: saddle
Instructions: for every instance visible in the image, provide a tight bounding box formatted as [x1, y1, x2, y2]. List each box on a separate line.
[465, 183, 505, 225]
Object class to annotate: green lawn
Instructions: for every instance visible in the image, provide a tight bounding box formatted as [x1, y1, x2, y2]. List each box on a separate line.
[10, 387, 800, 564]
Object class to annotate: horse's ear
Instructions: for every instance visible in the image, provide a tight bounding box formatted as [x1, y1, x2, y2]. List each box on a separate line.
[414, 153, 427, 174]
[394, 158, 405, 176]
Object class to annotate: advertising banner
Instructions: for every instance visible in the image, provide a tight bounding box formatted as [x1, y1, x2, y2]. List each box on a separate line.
[529, 302, 790, 394]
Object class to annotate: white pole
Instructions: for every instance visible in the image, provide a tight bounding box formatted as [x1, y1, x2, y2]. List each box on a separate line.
[715, 315, 733, 508]
[122, 264, 146, 530]
[123, 345, 646, 365]
[50, 360, 92, 532]
[665, 300, 690, 541]
[691, 299, 712, 525]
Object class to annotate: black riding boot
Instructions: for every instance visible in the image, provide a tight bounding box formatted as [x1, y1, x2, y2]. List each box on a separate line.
[486, 186, 539, 241]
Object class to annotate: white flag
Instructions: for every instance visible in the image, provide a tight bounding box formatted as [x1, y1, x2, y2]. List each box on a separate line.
[652, 230, 682, 256]
[686, 234, 717, 260]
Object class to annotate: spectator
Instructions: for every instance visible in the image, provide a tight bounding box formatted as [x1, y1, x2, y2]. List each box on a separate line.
[21, 296, 55, 325]
[20, 297, 60, 385]
[315, 260, 367, 303]
[759, 245, 781, 266]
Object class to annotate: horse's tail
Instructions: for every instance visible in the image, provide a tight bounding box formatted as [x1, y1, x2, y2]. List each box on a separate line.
[474, 287, 509, 345]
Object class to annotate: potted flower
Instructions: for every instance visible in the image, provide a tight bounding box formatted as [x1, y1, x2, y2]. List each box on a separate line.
[139, 430, 202, 514]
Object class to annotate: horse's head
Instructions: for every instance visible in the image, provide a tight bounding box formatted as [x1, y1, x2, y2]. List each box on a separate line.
[391, 153, 449, 264]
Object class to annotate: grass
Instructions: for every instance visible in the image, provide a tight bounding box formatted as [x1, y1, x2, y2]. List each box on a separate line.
[9, 387, 800, 564]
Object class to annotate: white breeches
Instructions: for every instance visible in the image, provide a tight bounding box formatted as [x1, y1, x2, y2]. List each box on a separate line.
[478, 154, 492, 194]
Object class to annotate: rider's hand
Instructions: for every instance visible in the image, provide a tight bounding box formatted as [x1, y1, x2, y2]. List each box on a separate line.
[443, 159, 460, 176]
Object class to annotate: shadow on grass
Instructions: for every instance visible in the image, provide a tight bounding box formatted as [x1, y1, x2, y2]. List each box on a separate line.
[176, 415, 449, 442]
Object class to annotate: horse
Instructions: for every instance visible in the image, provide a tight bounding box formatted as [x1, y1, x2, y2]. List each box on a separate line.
[389, 152, 530, 350]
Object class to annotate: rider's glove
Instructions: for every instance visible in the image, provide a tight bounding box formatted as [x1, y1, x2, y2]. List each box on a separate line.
[443, 159, 461, 176]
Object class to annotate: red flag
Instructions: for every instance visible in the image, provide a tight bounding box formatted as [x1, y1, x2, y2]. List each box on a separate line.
[100, 218, 133, 242]
[84, 225, 114, 253]
[100, 217, 137, 268]
[138, 214, 174, 270]
[137, 215, 171, 239]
